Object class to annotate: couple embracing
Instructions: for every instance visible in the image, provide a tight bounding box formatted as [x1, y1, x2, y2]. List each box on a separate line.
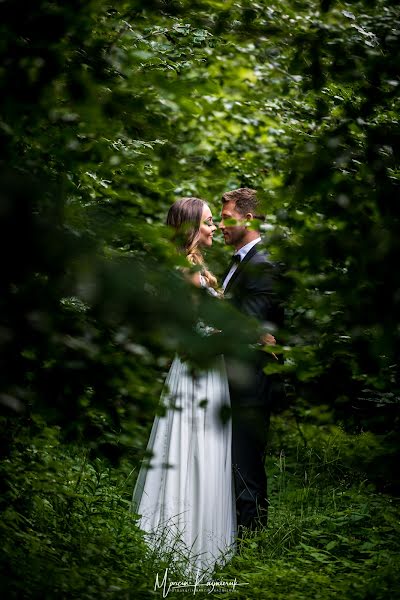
[132, 188, 283, 575]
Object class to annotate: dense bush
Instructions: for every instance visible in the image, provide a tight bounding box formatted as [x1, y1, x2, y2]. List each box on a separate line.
[0, 0, 399, 597]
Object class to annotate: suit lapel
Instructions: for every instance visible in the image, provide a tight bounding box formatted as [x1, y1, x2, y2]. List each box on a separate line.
[221, 262, 233, 284]
[224, 244, 260, 295]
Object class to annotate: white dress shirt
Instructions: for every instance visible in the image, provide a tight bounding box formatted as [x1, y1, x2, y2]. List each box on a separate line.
[222, 237, 261, 291]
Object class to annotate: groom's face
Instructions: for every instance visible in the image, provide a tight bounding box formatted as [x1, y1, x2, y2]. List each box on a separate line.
[219, 200, 248, 246]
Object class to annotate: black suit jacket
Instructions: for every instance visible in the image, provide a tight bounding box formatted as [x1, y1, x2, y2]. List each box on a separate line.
[223, 243, 284, 409]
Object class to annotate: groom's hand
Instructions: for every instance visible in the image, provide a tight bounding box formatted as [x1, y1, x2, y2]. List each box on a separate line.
[258, 332, 279, 361]
[259, 333, 276, 346]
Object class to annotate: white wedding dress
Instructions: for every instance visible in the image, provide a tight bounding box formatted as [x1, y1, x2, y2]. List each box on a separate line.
[132, 277, 236, 575]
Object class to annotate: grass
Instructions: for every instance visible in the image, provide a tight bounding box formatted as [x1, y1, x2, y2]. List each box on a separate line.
[210, 418, 400, 600]
[0, 413, 399, 599]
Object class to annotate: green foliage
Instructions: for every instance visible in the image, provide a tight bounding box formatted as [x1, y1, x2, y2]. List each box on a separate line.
[0, 416, 176, 599]
[264, 0, 400, 420]
[1, 0, 399, 434]
[214, 414, 400, 600]
[1, 415, 399, 599]
[1, 0, 399, 596]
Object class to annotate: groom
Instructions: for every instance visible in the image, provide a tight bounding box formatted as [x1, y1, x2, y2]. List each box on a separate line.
[219, 188, 283, 533]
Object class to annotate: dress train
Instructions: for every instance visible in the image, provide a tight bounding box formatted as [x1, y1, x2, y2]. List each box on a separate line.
[132, 354, 236, 575]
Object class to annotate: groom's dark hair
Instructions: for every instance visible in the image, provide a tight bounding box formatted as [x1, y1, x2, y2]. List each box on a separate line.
[222, 188, 265, 220]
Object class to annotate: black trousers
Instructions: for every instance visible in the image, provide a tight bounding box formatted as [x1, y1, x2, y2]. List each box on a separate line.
[231, 402, 270, 530]
[226, 350, 275, 530]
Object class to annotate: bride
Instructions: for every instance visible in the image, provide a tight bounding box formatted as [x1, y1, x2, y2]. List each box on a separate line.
[132, 197, 236, 576]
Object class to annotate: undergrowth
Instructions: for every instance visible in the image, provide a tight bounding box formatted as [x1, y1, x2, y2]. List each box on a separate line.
[0, 414, 399, 599]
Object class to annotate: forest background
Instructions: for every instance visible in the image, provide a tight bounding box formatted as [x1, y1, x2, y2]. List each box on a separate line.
[0, 0, 399, 598]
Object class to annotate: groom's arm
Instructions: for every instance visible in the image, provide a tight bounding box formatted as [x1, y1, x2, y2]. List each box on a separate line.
[240, 258, 282, 329]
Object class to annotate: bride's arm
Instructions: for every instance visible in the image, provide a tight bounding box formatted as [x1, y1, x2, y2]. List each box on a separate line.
[180, 267, 202, 288]
[188, 271, 202, 287]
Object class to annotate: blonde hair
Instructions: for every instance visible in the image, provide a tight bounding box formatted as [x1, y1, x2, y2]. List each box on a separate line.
[166, 197, 218, 289]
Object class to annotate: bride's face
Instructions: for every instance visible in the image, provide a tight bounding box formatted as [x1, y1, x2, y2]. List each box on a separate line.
[198, 204, 216, 247]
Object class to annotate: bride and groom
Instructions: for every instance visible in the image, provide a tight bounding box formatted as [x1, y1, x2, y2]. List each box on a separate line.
[132, 188, 283, 574]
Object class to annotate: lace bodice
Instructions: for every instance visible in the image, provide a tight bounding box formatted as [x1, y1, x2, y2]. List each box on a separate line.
[197, 273, 221, 336]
